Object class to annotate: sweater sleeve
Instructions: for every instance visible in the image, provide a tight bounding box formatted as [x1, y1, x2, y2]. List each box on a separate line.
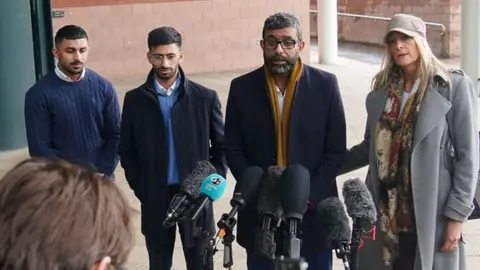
[24, 88, 56, 158]
[96, 80, 121, 176]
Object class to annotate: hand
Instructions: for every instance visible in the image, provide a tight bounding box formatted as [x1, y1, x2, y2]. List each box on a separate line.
[440, 219, 463, 252]
[307, 200, 314, 210]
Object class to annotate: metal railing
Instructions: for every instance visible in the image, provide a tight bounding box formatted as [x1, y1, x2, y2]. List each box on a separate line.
[309, 10, 446, 34]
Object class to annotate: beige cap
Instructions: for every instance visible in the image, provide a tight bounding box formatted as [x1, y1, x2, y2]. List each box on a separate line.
[384, 13, 426, 43]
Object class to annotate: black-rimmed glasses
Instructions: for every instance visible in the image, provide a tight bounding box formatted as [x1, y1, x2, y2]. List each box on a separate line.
[263, 38, 297, 50]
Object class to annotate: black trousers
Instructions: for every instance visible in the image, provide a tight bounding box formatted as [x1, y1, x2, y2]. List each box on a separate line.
[144, 184, 205, 270]
[392, 232, 417, 270]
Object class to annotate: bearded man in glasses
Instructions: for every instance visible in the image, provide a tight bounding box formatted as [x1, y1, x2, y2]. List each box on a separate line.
[224, 12, 346, 270]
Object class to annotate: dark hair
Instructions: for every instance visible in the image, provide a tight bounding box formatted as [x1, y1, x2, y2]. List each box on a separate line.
[262, 12, 303, 41]
[0, 158, 134, 270]
[54, 25, 88, 47]
[147, 26, 182, 49]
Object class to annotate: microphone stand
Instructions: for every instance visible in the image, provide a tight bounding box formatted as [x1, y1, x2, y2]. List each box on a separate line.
[211, 212, 236, 269]
[283, 219, 301, 259]
[192, 203, 214, 270]
[334, 242, 351, 270]
[210, 193, 244, 269]
[349, 221, 361, 270]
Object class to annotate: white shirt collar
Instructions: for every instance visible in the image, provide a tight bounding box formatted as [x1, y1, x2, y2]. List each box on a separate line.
[275, 85, 286, 97]
[55, 66, 86, 82]
[275, 86, 285, 118]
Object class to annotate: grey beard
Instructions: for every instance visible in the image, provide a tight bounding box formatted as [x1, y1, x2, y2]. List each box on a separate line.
[264, 54, 299, 76]
[268, 62, 294, 76]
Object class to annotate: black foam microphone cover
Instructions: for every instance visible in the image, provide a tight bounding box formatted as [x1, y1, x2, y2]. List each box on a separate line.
[253, 167, 284, 260]
[280, 164, 310, 220]
[163, 161, 216, 227]
[181, 160, 217, 198]
[342, 177, 377, 229]
[316, 197, 351, 248]
[257, 166, 284, 217]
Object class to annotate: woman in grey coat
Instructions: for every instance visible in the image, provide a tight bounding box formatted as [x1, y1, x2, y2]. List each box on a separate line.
[340, 14, 478, 270]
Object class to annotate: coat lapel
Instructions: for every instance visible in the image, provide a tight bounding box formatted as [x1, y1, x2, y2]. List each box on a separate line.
[365, 87, 388, 206]
[413, 84, 451, 148]
[253, 66, 274, 112]
[366, 87, 389, 128]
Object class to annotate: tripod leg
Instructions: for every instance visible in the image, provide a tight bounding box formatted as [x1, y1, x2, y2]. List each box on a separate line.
[203, 248, 214, 270]
[223, 243, 233, 268]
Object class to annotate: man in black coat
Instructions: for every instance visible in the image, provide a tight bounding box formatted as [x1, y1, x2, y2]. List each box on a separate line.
[119, 26, 227, 270]
[224, 13, 346, 270]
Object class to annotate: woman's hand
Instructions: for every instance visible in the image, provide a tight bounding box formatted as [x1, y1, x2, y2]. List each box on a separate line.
[440, 219, 463, 252]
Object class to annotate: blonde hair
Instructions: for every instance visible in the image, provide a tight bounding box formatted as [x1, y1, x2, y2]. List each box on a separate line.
[371, 35, 450, 92]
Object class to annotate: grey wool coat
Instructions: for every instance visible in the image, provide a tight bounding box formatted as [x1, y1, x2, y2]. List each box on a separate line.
[340, 70, 479, 270]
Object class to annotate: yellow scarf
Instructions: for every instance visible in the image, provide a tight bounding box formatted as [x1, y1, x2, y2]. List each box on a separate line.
[264, 58, 303, 167]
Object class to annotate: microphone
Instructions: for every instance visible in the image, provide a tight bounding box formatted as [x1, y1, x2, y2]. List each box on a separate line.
[163, 161, 216, 228]
[253, 166, 284, 260]
[188, 174, 226, 270]
[342, 178, 377, 228]
[317, 197, 352, 270]
[213, 166, 265, 268]
[190, 173, 227, 222]
[280, 164, 310, 259]
[342, 177, 377, 270]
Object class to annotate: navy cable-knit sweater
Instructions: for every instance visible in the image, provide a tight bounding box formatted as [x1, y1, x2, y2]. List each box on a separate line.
[24, 69, 121, 176]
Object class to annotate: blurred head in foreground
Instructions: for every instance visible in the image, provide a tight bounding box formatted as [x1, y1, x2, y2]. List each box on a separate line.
[0, 158, 134, 270]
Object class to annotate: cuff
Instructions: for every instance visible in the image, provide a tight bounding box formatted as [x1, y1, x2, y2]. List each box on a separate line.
[444, 195, 474, 222]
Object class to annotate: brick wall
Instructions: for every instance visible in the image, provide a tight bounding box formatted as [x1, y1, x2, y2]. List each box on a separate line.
[310, 0, 462, 58]
[51, 0, 311, 80]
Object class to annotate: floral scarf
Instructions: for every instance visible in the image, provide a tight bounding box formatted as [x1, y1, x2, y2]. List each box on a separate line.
[375, 77, 427, 266]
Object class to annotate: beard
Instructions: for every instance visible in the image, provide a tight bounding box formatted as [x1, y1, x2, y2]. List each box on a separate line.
[264, 52, 299, 76]
[154, 65, 178, 80]
[58, 61, 84, 76]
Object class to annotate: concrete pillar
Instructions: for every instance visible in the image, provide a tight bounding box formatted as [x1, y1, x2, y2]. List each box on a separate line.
[0, 0, 36, 150]
[460, 0, 480, 95]
[317, 0, 338, 65]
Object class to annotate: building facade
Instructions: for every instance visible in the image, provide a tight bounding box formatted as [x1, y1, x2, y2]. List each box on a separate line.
[310, 0, 462, 58]
[51, 0, 311, 80]
[52, 0, 464, 80]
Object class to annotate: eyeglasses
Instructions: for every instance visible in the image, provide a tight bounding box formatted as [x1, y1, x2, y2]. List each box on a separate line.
[263, 38, 297, 50]
[149, 54, 176, 65]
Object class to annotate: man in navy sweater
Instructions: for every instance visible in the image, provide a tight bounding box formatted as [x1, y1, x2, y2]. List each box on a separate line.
[119, 27, 227, 270]
[24, 25, 121, 177]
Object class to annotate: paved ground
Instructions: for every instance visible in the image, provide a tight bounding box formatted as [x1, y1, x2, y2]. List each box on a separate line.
[1, 43, 480, 269]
